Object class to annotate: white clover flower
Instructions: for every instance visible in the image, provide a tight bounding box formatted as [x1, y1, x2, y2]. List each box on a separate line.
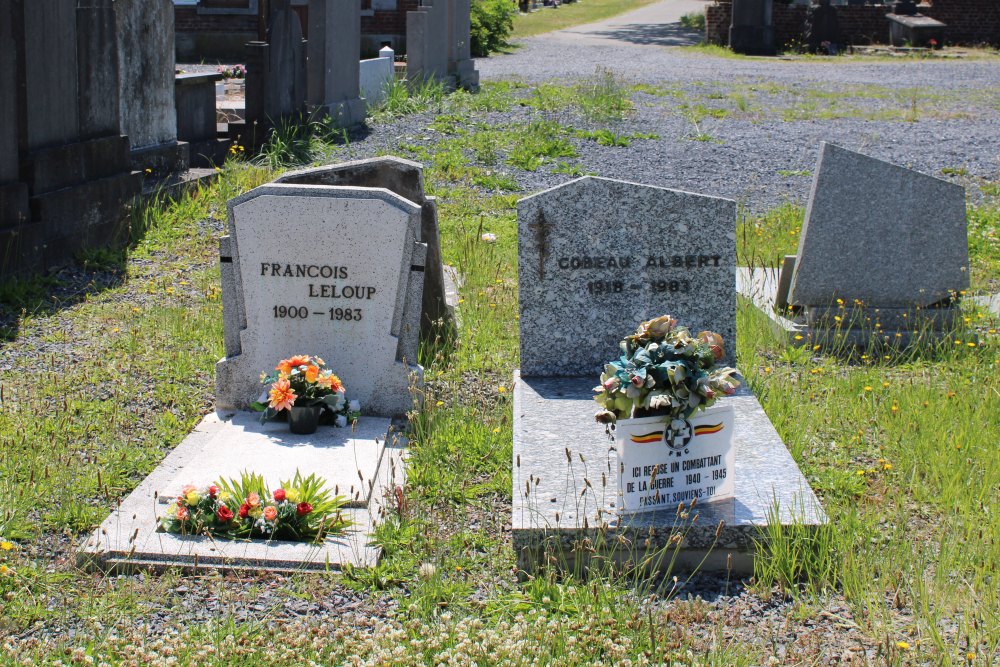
[481, 233, 497, 243]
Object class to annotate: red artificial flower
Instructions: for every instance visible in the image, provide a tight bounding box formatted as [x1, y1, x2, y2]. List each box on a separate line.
[217, 506, 234, 522]
[208, 485, 219, 499]
[273, 488, 286, 502]
[296, 502, 313, 516]
[238, 503, 250, 519]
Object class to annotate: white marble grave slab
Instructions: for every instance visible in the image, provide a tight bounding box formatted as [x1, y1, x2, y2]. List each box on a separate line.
[161, 411, 390, 508]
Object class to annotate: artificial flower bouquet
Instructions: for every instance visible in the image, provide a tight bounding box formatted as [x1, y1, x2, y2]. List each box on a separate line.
[252, 355, 361, 426]
[594, 314, 740, 426]
[159, 471, 350, 542]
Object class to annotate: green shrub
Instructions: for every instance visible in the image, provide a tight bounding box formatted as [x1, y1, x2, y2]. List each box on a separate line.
[680, 11, 706, 32]
[471, 0, 516, 57]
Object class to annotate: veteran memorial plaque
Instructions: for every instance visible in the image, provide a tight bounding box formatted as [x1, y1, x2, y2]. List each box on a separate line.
[616, 407, 736, 513]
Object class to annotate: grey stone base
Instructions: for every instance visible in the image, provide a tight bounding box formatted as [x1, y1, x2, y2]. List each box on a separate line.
[312, 98, 367, 129]
[453, 60, 480, 91]
[187, 138, 233, 169]
[79, 411, 406, 573]
[130, 140, 191, 175]
[512, 372, 825, 576]
[141, 168, 220, 200]
[737, 267, 972, 349]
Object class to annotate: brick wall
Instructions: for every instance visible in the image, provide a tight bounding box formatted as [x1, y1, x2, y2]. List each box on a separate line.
[706, 0, 1000, 48]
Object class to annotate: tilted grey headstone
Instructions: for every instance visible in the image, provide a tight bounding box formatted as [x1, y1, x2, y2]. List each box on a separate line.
[788, 142, 969, 313]
[216, 184, 426, 418]
[518, 176, 737, 376]
[307, 0, 366, 127]
[274, 156, 453, 336]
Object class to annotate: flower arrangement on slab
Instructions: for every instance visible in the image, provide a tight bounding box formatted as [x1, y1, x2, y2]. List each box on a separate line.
[159, 471, 350, 542]
[594, 314, 740, 427]
[252, 355, 360, 433]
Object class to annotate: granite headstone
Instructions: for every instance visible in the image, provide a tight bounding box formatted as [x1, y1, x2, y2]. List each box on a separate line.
[517, 176, 737, 376]
[307, 0, 366, 127]
[788, 143, 969, 315]
[407, 0, 451, 86]
[216, 184, 426, 418]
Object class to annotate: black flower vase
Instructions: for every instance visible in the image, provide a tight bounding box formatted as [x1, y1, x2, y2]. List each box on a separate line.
[288, 405, 321, 435]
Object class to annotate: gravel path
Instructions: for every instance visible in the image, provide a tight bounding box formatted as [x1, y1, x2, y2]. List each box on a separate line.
[471, 6, 1000, 212]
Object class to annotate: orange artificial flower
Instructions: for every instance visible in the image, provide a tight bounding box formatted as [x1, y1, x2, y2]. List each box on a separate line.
[263, 506, 278, 521]
[317, 372, 344, 393]
[276, 355, 312, 376]
[268, 378, 297, 411]
[304, 364, 320, 383]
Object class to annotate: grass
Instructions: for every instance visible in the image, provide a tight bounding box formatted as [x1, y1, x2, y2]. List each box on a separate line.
[511, 0, 659, 39]
[1, 74, 999, 664]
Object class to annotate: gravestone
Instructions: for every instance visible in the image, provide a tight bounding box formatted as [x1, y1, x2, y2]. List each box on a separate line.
[245, 0, 307, 131]
[81, 180, 422, 572]
[116, 0, 188, 174]
[407, 0, 452, 87]
[783, 143, 968, 344]
[274, 156, 456, 338]
[176, 72, 231, 168]
[512, 177, 825, 575]
[307, 0, 366, 127]
[215, 183, 426, 418]
[804, 0, 842, 53]
[0, 0, 29, 229]
[2, 0, 141, 278]
[518, 177, 737, 372]
[447, 0, 480, 90]
[729, 0, 775, 56]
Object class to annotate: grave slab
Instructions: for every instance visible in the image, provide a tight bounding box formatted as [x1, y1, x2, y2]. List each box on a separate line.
[161, 411, 389, 508]
[513, 176, 825, 575]
[512, 373, 826, 575]
[79, 412, 405, 573]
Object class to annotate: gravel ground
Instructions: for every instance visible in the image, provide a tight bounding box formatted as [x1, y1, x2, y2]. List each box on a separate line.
[474, 42, 1000, 212]
[4, 33, 997, 662]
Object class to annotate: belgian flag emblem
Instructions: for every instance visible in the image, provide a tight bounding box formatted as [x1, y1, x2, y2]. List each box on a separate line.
[693, 422, 724, 436]
[630, 430, 664, 444]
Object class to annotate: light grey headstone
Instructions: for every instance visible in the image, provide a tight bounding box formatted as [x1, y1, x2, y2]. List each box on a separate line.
[307, 0, 366, 127]
[789, 142, 969, 310]
[446, 0, 478, 90]
[518, 177, 737, 376]
[216, 184, 425, 418]
[406, 0, 451, 85]
[116, 0, 177, 150]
